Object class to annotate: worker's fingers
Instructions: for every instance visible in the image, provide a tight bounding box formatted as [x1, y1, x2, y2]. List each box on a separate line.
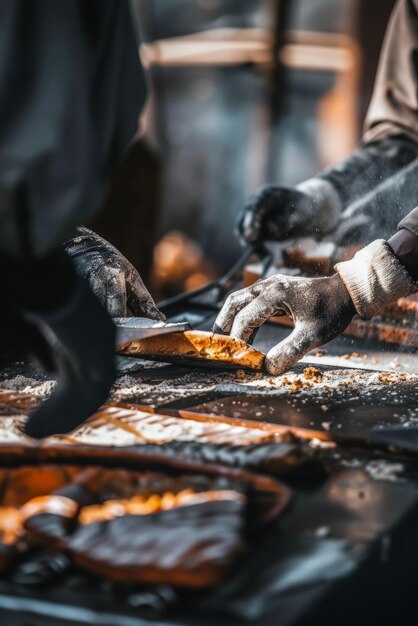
[126, 271, 165, 320]
[71, 251, 118, 314]
[104, 267, 128, 317]
[265, 323, 317, 375]
[213, 289, 256, 334]
[81, 259, 109, 311]
[230, 296, 282, 343]
[235, 205, 261, 246]
[81, 261, 129, 317]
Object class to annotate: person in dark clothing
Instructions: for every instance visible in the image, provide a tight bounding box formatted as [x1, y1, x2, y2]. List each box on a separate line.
[0, 0, 162, 437]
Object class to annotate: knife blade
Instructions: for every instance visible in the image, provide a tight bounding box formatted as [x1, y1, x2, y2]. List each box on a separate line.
[114, 317, 191, 348]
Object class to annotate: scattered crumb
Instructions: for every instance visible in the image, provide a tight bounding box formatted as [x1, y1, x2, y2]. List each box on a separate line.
[321, 405, 330, 413]
[321, 421, 332, 431]
[376, 371, 407, 385]
[235, 369, 246, 380]
[338, 348, 380, 361]
[289, 379, 304, 394]
[303, 367, 323, 382]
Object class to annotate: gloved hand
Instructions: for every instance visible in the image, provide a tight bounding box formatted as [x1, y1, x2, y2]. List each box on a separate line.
[235, 179, 341, 246]
[214, 274, 355, 374]
[64, 227, 164, 319]
[215, 238, 418, 374]
[236, 136, 418, 248]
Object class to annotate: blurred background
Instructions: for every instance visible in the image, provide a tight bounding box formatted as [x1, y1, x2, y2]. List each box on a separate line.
[88, 0, 397, 300]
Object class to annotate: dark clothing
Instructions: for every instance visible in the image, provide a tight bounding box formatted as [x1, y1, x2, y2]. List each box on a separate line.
[0, 0, 146, 258]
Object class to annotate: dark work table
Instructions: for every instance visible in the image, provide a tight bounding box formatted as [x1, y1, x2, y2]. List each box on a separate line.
[1, 308, 418, 625]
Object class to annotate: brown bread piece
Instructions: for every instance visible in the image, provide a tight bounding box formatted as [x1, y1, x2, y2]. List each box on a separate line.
[117, 330, 265, 371]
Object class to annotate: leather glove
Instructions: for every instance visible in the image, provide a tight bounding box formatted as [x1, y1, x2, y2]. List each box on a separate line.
[214, 273, 355, 375]
[64, 227, 164, 320]
[235, 179, 341, 246]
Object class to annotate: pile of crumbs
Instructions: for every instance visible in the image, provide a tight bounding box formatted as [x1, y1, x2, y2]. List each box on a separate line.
[0, 375, 56, 399]
[233, 366, 418, 397]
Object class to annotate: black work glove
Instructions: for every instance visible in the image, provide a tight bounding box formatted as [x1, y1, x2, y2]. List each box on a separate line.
[64, 227, 164, 319]
[214, 273, 355, 374]
[235, 179, 341, 246]
[236, 136, 418, 247]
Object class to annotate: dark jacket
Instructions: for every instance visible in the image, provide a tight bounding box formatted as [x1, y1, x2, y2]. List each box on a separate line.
[0, 0, 146, 257]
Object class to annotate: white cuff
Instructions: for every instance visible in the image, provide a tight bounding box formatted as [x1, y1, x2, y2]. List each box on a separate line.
[334, 239, 417, 320]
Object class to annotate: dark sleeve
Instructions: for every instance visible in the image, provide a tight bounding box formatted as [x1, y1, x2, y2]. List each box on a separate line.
[0, 0, 146, 259]
[398, 205, 418, 235]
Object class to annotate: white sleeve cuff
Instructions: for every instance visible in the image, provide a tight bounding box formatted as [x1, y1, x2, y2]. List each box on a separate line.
[334, 239, 417, 320]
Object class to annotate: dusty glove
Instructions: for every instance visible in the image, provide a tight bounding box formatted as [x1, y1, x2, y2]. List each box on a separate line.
[214, 273, 356, 375]
[64, 227, 164, 319]
[235, 179, 341, 246]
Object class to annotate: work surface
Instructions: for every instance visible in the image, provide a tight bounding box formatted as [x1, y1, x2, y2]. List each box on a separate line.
[1, 316, 418, 625]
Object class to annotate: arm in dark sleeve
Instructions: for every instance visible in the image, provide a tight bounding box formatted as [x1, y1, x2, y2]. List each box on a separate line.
[388, 226, 418, 281]
[313, 0, 418, 242]
[398, 205, 418, 238]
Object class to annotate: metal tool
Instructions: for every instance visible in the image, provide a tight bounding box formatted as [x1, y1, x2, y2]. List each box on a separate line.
[114, 247, 270, 369]
[159, 244, 272, 320]
[114, 317, 190, 348]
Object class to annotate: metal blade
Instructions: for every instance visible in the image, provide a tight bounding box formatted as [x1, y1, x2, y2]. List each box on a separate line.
[114, 317, 191, 347]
